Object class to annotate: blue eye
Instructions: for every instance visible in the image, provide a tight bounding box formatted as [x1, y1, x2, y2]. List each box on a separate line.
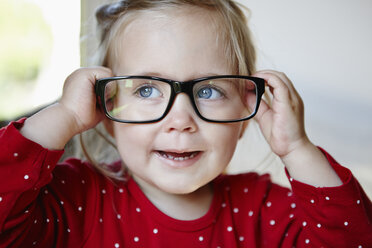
[136, 86, 161, 98]
[197, 87, 223, 99]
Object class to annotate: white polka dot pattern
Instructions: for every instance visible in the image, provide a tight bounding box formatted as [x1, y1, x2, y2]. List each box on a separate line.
[1, 131, 369, 248]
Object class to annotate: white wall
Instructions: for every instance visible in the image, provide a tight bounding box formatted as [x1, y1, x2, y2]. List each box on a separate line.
[229, 0, 372, 196]
[22, 0, 81, 110]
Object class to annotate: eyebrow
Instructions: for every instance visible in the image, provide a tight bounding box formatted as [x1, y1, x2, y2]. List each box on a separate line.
[117, 71, 226, 81]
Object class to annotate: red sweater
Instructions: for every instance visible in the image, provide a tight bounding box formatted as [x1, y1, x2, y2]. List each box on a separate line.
[0, 119, 371, 248]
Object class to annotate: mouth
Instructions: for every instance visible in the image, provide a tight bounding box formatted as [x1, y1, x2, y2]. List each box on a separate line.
[156, 150, 201, 161]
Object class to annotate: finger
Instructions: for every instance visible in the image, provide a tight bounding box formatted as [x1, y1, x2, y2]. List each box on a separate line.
[254, 97, 271, 122]
[63, 67, 113, 93]
[262, 70, 304, 111]
[255, 70, 301, 102]
[92, 66, 114, 80]
[253, 98, 273, 139]
[82, 66, 114, 89]
[253, 71, 292, 105]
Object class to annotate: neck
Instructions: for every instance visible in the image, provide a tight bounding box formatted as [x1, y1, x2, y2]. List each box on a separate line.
[133, 176, 214, 220]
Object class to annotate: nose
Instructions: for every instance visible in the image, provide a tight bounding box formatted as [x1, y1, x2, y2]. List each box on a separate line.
[162, 93, 197, 133]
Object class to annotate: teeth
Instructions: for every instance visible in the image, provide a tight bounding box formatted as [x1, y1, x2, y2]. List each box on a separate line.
[160, 152, 197, 161]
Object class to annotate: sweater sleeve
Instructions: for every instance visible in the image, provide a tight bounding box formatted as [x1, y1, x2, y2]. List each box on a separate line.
[284, 148, 372, 247]
[0, 119, 100, 247]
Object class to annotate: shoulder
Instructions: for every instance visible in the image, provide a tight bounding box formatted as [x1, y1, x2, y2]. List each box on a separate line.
[53, 158, 97, 183]
[214, 172, 291, 205]
[54, 158, 95, 175]
[51, 158, 127, 195]
[49, 158, 116, 201]
[52, 158, 124, 188]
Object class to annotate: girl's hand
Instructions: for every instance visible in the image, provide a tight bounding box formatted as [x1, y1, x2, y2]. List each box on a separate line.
[59, 67, 113, 134]
[252, 70, 342, 187]
[21, 67, 113, 150]
[252, 70, 308, 159]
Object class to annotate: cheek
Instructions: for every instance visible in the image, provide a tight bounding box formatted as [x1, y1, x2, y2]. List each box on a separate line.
[113, 124, 154, 160]
[205, 123, 243, 158]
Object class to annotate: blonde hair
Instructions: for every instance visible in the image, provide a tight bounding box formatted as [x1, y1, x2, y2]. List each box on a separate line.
[80, 0, 258, 181]
[96, 0, 256, 74]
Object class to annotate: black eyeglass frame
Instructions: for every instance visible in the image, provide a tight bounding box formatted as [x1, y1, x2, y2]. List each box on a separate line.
[95, 75, 265, 124]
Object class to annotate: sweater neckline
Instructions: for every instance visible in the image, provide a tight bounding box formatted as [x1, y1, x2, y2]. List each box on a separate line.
[127, 176, 223, 232]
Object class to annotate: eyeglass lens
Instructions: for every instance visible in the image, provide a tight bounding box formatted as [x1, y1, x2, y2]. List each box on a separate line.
[103, 78, 258, 122]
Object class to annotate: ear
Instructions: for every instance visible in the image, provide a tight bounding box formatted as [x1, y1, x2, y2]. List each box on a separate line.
[239, 120, 249, 139]
[102, 118, 114, 137]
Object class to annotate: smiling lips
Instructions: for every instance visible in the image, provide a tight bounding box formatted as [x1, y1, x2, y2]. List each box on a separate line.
[157, 151, 200, 161]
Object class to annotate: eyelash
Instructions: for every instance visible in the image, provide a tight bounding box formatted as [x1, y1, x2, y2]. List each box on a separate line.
[196, 85, 227, 99]
[134, 83, 161, 97]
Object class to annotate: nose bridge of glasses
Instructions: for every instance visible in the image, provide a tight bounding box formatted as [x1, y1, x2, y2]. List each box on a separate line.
[170, 81, 194, 104]
[169, 81, 196, 113]
[172, 81, 193, 94]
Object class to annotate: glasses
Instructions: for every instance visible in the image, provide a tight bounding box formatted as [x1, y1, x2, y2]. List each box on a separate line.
[95, 75, 265, 123]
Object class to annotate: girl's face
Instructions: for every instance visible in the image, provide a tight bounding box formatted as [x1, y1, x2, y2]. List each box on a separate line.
[109, 9, 245, 194]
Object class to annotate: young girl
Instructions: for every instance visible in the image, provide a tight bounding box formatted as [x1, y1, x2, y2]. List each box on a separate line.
[0, 0, 371, 247]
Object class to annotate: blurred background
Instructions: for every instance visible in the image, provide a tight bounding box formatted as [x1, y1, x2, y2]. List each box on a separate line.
[0, 0, 371, 197]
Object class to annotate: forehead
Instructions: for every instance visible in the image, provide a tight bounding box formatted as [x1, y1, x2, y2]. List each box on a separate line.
[110, 7, 232, 79]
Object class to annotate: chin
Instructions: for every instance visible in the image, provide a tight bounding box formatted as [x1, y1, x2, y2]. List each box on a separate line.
[157, 179, 206, 195]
